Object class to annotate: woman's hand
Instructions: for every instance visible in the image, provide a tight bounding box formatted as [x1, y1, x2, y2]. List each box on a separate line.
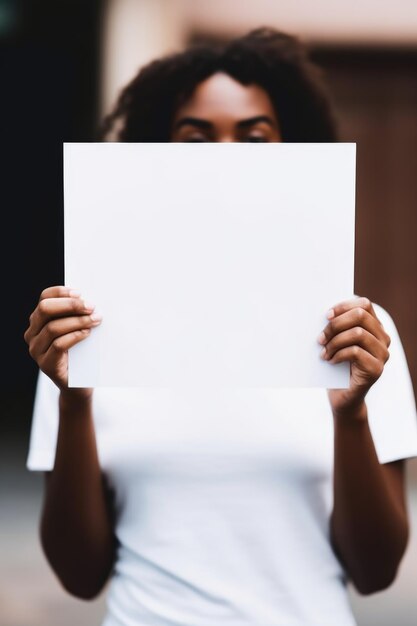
[318, 296, 391, 417]
[24, 285, 102, 399]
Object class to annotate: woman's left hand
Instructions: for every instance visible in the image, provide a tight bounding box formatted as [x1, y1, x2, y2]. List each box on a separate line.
[318, 296, 391, 417]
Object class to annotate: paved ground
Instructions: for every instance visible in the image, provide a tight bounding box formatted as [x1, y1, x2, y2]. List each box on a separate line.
[1, 441, 417, 626]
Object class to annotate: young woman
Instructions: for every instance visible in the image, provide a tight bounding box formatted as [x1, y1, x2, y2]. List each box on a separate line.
[25, 28, 417, 626]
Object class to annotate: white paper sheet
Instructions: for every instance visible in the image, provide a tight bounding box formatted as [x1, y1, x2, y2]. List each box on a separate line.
[64, 143, 355, 388]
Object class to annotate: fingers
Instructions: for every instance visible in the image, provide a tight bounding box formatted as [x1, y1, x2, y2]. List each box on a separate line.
[319, 303, 390, 347]
[39, 285, 80, 301]
[24, 285, 101, 390]
[318, 296, 391, 391]
[320, 327, 390, 363]
[25, 295, 96, 340]
[25, 285, 79, 343]
[29, 313, 102, 359]
[327, 296, 377, 321]
[324, 346, 384, 379]
[39, 329, 93, 370]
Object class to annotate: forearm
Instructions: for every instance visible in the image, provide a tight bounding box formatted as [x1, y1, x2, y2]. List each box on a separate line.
[330, 401, 408, 594]
[41, 390, 116, 598]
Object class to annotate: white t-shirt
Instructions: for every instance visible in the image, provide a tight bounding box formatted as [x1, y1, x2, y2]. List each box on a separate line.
[27, 304, 417, 626]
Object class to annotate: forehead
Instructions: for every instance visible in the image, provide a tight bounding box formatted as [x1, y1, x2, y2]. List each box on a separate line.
[174, 72, 277, 120]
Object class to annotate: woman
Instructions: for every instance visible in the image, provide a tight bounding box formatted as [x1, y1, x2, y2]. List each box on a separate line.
[25, 28, 417, 626]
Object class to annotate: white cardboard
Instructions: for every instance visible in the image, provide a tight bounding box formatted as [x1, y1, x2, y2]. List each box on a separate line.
[64, 143, 355, 388]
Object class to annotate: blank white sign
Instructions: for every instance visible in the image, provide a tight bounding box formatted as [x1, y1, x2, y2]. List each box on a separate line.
[64, 143, 355, 388]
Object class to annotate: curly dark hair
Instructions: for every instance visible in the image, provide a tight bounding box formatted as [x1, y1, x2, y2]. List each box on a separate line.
[98, 27, 338, 142]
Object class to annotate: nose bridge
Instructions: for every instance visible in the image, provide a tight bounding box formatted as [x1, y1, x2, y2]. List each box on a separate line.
[220, 136, 235, 143]
[215, 118, 237, 142]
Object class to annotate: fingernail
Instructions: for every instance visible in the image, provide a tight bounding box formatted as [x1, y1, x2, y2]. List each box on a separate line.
[83, 300, 95, 311]
[317, 332, 326, 345]
[69, 289, 81, 297]
[327, 308, 335, 320]
[90, 312, 102, 323]
[320, 347, 327, 359]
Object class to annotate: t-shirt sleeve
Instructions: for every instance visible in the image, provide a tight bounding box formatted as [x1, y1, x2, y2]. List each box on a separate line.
[366, 303, 417, 464]
[26, 369, 60, 471]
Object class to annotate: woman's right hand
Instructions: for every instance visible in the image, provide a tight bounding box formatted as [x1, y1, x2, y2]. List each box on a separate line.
[24, 285, 102, 399]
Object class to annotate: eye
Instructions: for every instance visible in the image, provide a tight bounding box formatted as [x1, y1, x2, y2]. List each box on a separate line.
[178, 132, 211, 142]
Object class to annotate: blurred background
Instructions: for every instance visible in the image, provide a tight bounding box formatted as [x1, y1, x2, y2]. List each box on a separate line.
[2, 0, 417, 624]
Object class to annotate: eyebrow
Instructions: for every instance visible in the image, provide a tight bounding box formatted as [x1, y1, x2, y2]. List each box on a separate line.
[174, 115, 276, 131]
[174, 117, 213, 131]
[236, 115, 276, 129]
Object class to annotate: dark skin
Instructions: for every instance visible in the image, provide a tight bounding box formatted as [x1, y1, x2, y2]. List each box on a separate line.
[24, 72, 408, 599]
[171, 73, 282, 143]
